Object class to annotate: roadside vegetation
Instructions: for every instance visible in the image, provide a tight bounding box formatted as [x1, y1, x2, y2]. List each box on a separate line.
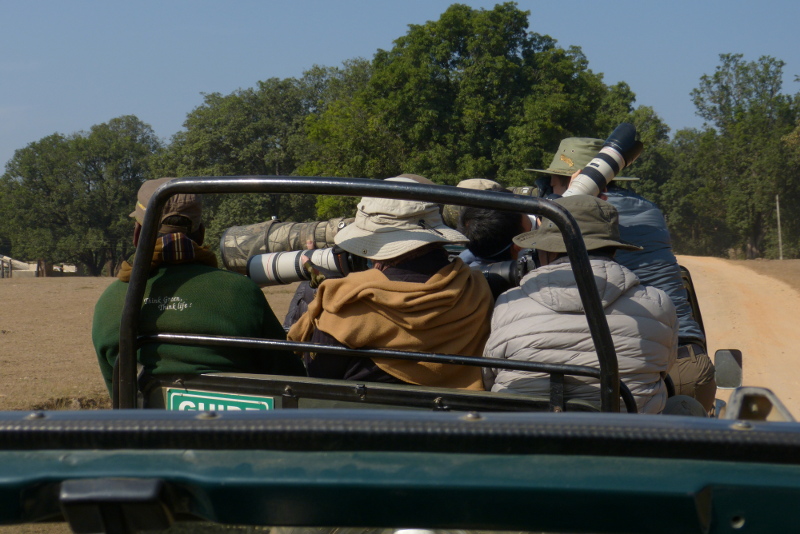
[2, 2, 800, 275]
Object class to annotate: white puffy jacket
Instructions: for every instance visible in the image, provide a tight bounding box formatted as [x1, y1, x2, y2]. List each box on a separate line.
[483, 257, 678, 414]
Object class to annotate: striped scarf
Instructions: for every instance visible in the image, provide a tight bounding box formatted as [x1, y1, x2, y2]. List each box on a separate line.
[117, 233, 218, 282]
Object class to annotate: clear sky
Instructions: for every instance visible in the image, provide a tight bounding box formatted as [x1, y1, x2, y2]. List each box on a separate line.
[2, 0, 799, 170]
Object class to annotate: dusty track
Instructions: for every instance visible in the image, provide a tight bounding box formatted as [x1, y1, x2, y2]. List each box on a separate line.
[0, 277, 299, 411]
[678, 256, 800, 415]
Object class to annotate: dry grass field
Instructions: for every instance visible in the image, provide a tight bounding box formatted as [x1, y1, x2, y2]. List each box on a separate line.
[0, 277, 301, 411]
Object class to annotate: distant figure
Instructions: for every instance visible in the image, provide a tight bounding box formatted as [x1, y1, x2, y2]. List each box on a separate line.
[93, 177, 305, 395]
[288, 176, 494, 390]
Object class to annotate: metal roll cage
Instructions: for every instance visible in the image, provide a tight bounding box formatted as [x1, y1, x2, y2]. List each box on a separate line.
[116, 176, 622, 412]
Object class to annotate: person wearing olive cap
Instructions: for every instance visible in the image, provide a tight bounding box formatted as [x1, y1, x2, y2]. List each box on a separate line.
[529, 137, 716, 413]
[482, 195, 678, 413]
[92, 178, 305, 396]
[288, 176, 494, 390]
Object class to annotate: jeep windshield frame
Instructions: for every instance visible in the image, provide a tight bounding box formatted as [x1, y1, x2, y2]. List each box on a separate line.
[115, 176, 620, 411]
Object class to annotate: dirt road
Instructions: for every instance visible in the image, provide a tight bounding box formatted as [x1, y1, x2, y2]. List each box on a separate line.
[1, 257, 799, 415]
[678, 256, 800, 415]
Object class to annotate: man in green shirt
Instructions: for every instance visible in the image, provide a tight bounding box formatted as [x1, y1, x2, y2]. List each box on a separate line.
[93, 178, 305, 395]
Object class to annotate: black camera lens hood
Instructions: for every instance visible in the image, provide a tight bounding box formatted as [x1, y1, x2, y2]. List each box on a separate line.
[604, 122, 643, 166]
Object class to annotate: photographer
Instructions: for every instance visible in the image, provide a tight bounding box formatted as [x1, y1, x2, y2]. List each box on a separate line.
[287, 176, 494, 390]
[530, 137, 716, 413]
[93, 178, 306, 396]
[483, 195, 678, 414]
[457, 203, 533, 300]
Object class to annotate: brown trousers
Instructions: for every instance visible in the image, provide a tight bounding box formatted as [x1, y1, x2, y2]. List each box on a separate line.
[668, 343, 717, 412]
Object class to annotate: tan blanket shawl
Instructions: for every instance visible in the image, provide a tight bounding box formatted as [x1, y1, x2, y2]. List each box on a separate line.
[288, 259, 493, 390]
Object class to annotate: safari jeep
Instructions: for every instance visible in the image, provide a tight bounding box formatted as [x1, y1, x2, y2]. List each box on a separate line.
[1, 175, 798, 534]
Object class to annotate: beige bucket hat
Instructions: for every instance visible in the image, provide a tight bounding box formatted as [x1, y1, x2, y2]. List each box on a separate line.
[334, 177, 468, 260]
[442, 178, 507, 228]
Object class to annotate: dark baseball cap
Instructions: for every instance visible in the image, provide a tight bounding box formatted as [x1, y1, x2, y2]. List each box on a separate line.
[130, 177, 202, 234]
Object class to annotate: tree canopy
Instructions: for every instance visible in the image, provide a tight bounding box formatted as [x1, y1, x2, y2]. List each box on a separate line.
[0, 116, 161, 274]
[660, 54, 800, 258]
[3, 4, 800, 271]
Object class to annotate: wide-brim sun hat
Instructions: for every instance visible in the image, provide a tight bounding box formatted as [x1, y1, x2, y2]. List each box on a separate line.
[334, 176, 469, 260]
[513, 195, 642, 253]
[525, 137, 639, 181]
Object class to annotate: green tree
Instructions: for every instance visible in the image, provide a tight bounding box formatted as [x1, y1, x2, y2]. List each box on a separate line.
[296, 59, 379, 218]
[153, 70, 367, 242]
[618, 105, 673, 205]
[659, 129, 735, 256]
[680, 54, 800, 258]
[0, 116, 161, 274]
[306, 2, 639, 193]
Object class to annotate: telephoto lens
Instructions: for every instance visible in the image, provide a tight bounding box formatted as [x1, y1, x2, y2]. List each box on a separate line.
[220, 217, 353, 274]
[563, 123, 644, 197]
[247, 248, 343, 286]
[470, 249, 539, 299]
[247, 246, 369, 286]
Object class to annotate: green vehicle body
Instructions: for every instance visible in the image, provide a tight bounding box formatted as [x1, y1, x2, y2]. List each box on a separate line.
[0, 176, 794, 534]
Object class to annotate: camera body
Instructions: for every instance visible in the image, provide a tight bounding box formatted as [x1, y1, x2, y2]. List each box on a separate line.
[470, 249, 539, 297]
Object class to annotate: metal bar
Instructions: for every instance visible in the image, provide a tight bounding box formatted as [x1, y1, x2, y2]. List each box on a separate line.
[143, 335, 637, 413]
[620, 382, 637, 414]
[141, 333, 606, 380]
[549, 374, 565, 413]
[118, 176, 618, 411]
[153, 373, 556, 412]
[4, 411, 800, 464]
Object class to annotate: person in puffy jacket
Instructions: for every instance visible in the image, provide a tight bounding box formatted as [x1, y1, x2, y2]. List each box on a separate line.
[483, 195, 678, 414]
[535, 137, 716, 413]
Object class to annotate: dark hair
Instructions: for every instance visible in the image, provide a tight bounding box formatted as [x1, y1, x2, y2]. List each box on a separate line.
[458, 207, 525, 260]
[552, 175, 570, 191]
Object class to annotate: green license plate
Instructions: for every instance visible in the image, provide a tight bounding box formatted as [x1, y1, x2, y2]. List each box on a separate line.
[166, 388, 274, 411]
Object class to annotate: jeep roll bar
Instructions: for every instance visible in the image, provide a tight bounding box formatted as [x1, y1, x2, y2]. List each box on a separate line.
[116, 176, 621, 411]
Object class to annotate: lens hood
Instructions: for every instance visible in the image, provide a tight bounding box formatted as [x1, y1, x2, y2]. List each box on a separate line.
[604, 123, 643, 166]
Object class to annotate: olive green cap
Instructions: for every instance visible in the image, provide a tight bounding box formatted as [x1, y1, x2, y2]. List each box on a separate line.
[513, 195, 642, 253]
[442, 178, 506, 228]
[525, 137, 639, 181]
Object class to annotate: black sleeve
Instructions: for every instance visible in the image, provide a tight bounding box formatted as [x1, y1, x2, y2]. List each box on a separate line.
[282, 282, 317, 330]
[306, 329, 406, 385]
[305, 328, 353, 380]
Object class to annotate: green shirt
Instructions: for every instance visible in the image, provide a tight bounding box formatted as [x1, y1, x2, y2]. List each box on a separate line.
[92, 262, 305, 394]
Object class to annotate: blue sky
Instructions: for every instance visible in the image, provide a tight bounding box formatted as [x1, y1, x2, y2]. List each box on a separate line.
[2, 0, 799, 170]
